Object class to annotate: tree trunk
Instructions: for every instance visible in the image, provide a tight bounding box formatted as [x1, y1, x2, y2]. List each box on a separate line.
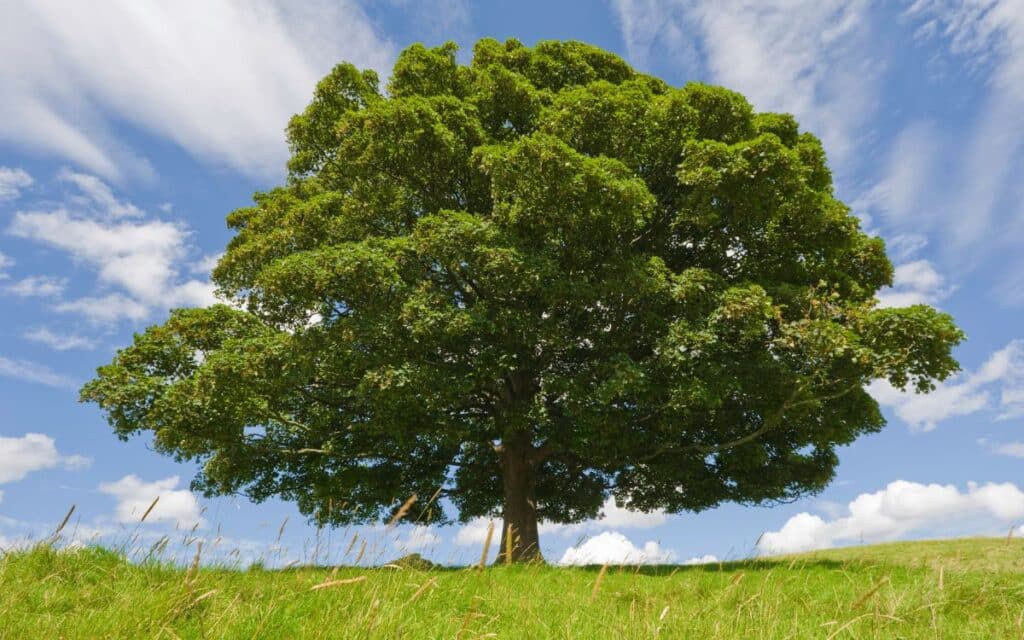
[494, 437, 543, 564]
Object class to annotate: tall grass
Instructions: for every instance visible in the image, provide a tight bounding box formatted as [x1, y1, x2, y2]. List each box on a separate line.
[1, 532, 1023, 638]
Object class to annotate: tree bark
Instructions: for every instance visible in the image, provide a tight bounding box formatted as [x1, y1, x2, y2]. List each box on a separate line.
[494, 436, 543, 564]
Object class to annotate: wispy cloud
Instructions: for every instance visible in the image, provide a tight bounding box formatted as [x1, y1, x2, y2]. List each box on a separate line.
[8, 172, 216, 324]
[22, 327, 97, 351]
[869, 340, 1024, 431]
[0, 1, 395, 181]
[5, 275, 67, 298]
[611, 0, 880, 170]
[0, 356, 75, 389]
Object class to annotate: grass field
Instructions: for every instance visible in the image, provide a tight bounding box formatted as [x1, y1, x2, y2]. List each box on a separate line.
[1, 537, 1022, 639]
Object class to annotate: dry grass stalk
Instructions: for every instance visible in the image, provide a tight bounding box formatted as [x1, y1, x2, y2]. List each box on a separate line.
[415, 487, 445, 523]
[824, 614, 873, 640]
[591, 563, 609, 598]
[344, 534, 359, 559]
[363, 598, 381, 633]
[505, 524, 514, 567]
[387, 494, 418, 529]
[479, 521, 495, 570]
[190, 590, 218, 606]
[455, 598, 481, 640]
[311, 576, 367, 591]
[276, 517, 289, 543]
[850, 576, 890, 610]
[51, 505, 76, 540]
[355, 540, 368, 565]
[140, 496, 160, 523]
[185, 541, 203, 583]
[938, 565, 944, 591]
[406, 577, 438, 604]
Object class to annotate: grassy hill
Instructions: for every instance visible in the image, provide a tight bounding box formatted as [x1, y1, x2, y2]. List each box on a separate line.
[1, 538, 1022, 639]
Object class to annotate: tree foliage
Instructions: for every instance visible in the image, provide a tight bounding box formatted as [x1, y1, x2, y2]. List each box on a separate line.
[82, 39, 963, 559]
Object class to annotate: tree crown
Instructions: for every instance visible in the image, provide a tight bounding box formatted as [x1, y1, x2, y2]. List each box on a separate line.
[82, 39, 963, 530]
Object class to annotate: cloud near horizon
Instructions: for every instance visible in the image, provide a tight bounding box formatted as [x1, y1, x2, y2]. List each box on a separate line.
[758, 480, 1024, 555]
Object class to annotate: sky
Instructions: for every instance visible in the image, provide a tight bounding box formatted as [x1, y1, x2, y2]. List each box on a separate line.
[1, 0, 1023, 567]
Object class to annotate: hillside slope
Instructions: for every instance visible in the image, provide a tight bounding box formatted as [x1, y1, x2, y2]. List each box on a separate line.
[1, 538, 1022, 639]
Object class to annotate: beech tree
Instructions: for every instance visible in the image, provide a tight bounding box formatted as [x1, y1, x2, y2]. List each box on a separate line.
[82, 40, 963, 563]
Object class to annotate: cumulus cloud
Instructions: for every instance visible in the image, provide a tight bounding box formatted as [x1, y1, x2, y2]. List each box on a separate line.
[559, 531, 676, 565]
[875, 260, 954, 308]
[8, 172, 217, 324]
[98, 475, 204, 529]
[758, 479, 1024, 555]
[0, 433, 90, 484]
[611, 0, 878, 169]
[0, 1, 394, 181]
[454, 519, 495, 547]
[0, 356, 76, 388]
[0, 166, 32, 201]
[682, 554, 719, 565]
[22, 327, 97, 351]
[869, 340, 1024, 430]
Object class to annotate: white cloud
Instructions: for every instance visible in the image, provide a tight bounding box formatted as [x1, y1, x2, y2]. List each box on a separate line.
[8, 173, 217, 324]
[0, 167, 32, 201]
[875, 259, 954, 308]
[455, 497, 667, 547]
[558, 531, 676, 565]
[383, 0, 471, 39]
[58, 169, 142, 218]
[0, 251, 12, 279]
[0, 356, 76, 388]
[22, 327, 97, 351]
[855, 121, 943, 230]
[396, 525, 442, 551]
[682, 553, 719, 565]
[896, 2, 1024, 263]
[869, 340, 1024, 430]
[98, 475, 204, 529]
[758, 479, 1024, 555]
[612, 0, 879, 169]
[885, 234, 929, 262]
[53, 294, 151, 324]
[991, 441, 1024, 458]
[454, 518, 494, 547]
[5, 275, 66, 298]
[190, 253, 222, 276]
[0, 433, 91, 484]
[0, 1, 394, 181]
[594, 497, 668, 529]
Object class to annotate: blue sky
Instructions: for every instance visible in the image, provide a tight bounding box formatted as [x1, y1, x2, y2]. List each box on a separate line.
[1, 0, 1023, 566]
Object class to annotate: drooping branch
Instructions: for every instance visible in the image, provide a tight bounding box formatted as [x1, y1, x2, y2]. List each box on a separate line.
[634, 382, 863, 462]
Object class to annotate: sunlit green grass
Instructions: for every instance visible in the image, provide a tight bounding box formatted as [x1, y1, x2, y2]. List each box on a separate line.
[1, 538, 1022, 639]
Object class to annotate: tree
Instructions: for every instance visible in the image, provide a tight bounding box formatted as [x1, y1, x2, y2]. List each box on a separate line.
[81, 39, 964, 563]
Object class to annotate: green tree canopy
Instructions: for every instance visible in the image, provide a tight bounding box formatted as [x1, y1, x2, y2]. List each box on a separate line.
[82, 39, 963, 562]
